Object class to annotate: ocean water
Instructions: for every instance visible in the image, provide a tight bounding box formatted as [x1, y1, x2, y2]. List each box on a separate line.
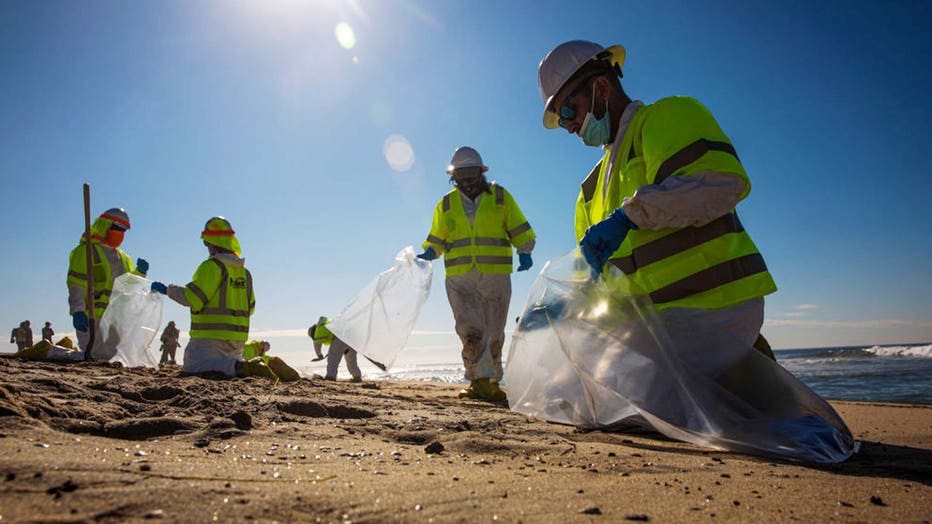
[298, 342, 932, 406]
[776, 343, 932, 405]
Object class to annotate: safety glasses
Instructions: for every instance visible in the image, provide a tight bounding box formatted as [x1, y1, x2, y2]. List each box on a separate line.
[557, 74, 598, 129]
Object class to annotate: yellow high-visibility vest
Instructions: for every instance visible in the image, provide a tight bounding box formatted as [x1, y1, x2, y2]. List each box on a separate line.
[312, 319, 335, 345]
[185, 257, 255, 342]
[576, 96, 776, 310]
[67, 241, 134, 318]
[423, 184, 536, 277]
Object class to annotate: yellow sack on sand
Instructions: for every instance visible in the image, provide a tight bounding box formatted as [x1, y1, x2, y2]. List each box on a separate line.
[16, 340, 52, 360]
[56, 337, 75, 349]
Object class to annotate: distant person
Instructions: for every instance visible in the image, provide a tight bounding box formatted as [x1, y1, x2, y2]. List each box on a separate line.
[20, 321, 34, 349]
[150, 217, 276, 382]
[159, 321, 180, 365]
[41, 322, 54, 343]
[536, 40, 776, 360]
[67, 208, 149, 352]
[308, 316, 361, 382]
[242, 339, 301, 382]
[416, 146, 536, 402]
[10, 322, 26, 351]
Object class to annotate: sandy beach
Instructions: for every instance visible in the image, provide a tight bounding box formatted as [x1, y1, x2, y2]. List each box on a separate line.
[0, 355, 929, 523]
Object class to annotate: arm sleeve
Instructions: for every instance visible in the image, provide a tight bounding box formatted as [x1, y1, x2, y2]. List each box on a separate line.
[422, 200, 448, 255]
[622, 171, 748, 230]
[167, 284, 191, 307]
[182, 260, 222, 312]
[504, 190, 536, 249]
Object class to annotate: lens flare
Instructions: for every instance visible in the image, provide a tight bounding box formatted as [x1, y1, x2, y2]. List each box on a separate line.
[383, 134, 415, 172]
[335, 22, 356, 49]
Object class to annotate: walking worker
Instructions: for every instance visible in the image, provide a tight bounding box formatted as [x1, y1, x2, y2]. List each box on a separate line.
[66, 207, 149, 351]
[536, 40, 776, 360]
[150, 217, 276, 382]
[308, 316, 361, 382]
[417, 146, 536, 402]
[159, 320, 180, 365]
[41, 322, 54, 343]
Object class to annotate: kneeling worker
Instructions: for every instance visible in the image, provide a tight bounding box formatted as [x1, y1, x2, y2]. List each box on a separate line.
[151, 217, 276, 382]
[243, 339, 301, 382]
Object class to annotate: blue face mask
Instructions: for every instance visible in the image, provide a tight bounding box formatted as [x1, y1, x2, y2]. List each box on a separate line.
[579, 85, 611, 147]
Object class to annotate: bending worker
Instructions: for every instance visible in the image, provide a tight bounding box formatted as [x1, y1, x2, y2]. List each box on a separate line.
[67, 208, 149, 352]
[151, 217, 276, 381]
[417, 146, 536, 402]
[536, 40, 777, 362]
[308, 316, 361, 382]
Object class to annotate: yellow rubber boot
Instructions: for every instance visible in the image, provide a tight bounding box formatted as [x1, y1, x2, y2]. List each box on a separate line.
[241, 358, 280, 384]
[267, 356, 301, 382]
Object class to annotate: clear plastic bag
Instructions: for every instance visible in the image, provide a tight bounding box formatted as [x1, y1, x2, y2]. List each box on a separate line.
[504, 249, 856, 464]
[327, 246, 433, 371]
[91, 273, 163, 368]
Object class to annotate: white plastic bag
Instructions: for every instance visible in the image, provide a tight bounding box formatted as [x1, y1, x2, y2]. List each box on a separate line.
[327, 246, 433, 371]
[504, 249, 856, 464]
[92, 273, 163, 368]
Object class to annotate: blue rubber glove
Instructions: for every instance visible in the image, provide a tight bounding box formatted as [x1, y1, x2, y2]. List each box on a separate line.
[517, 253, 533, 272]
[136, 258, 149, 275]
[417, 247, 438, 261]
[580, 207, 638, 278]
[151, 281, 168, 295]
[72, 311, 89, 332]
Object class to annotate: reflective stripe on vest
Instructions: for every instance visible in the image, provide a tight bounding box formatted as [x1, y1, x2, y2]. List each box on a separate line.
[190, 258, 253, 341]
[646, 253, 767, 305]
[67, 243, 130, 318]
[578, 96, 775, 310]
[655, 139, 739, 184]
[609, 214, 745, 274]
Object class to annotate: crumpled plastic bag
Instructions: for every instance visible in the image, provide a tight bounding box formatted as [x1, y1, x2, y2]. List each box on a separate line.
[327, 246, 433, 371]
[504, 249, 856, 464]
[91, 273, 163, 368]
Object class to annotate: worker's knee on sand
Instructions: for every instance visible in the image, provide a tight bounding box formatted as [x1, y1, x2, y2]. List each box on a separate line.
[267, 356, 301, 382]
[236, 358, 280, 383]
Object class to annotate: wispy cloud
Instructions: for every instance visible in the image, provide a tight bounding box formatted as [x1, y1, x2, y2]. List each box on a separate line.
[765, 318, 932, 328]
[795, 304, 818, 310]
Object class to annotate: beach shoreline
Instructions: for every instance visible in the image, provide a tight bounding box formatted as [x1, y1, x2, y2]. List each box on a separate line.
[0, 356, 929, 523]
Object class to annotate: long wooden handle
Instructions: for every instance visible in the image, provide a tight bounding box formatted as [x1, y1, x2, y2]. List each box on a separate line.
[83, 184, 96, 359]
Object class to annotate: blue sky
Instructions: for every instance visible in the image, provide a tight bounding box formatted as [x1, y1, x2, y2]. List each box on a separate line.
[2, 0, 930, 365]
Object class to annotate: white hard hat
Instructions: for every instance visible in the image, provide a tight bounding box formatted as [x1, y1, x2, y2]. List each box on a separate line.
[446, 146, 488, 175]
[100, 207, 131, 230]
[538, 40, 626, 129]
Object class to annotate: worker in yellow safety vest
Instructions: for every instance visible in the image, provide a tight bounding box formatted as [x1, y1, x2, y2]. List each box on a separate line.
[537, 40, 777, 362]
[150, 217, 277, 382]
[67, 208, 149, 351]
[242, 339, 301, 382]
[417, 146, 537, 402]
[308, 316, 361, 382]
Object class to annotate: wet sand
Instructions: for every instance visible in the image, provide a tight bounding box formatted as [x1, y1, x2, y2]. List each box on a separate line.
[0, 355, 929, 523]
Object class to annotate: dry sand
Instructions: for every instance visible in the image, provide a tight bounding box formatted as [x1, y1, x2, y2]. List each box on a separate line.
[0, 355, 929, 523]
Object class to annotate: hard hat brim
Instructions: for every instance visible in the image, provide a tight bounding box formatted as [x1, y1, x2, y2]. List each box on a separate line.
[542, 44, 626, 129]
[446, 164, 489, 175]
